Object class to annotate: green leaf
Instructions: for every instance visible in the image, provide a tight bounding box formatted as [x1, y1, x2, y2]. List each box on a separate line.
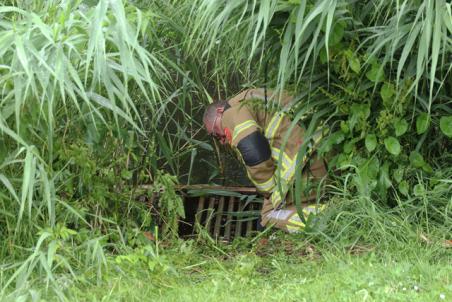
[121, 170, 133, 180]
[0, 173, 19, 202]
[393, 168, 404, 183]
[380, 83, 395, 105]
[394, 119, 408, 137]
[416, 113, 430, 134]
[413, 184, 425, 197]
[343, 141, 355, 154]
[384, 137, 401, 156]
[319, 48, 328, 64]
[366, 64, 384, 83]
[378, 162, 392, 192]
[348, 55, 360, 73]
[365, 134, 377, 152]
[421, 163, 433, 174]
[329, 22, 345, 46]
[340, 120, 349, 133]
[398, 181, 409, 196]
[439, 116, 452, 137]
[409, 151, 425, 168]
[332, 132, 345, 144]
[366, 157, 380, 180]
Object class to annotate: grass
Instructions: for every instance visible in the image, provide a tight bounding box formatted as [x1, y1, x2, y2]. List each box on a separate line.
[1, 189, 450, 301]
[1, 1, 450, 300]
[54, 236, 451, 301]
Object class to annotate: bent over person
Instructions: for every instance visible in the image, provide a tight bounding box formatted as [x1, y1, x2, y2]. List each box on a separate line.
[203, 88, 328, 233]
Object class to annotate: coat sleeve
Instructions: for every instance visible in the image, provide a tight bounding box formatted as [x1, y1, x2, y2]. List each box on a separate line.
[222, 102, 276, 194]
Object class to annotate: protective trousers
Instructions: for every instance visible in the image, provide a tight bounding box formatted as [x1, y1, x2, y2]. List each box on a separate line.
[260, 156, 328, 233]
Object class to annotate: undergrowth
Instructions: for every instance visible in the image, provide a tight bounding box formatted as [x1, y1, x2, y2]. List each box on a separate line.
[0, 0, 450, 301]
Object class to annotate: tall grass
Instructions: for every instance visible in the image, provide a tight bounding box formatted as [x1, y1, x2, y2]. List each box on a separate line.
[187, 0, 451, 248]
[0, 0, 451, 300]
[189, 0, 451, 95]
[0, 0, 173, 299]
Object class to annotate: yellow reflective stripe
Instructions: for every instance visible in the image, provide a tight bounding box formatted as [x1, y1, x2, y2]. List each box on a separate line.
[282, 158, 296, 182]
[303, 204, 326, 216]
[288, 215, 306, 228]
[265, 113, 284, 140]
[271, 190, 283, 207]
[270, 178, 289, 207]
[272, 147, 296, 183]
[271, 147, 292, 170]
[286, 221, 304, 233]
[232, 120, 259, 143]
[245, 168, 275, 192]
[253, 177, 275, 192]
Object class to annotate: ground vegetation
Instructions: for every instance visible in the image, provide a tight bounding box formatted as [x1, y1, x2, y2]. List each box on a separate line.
[0, 0, 450, 300]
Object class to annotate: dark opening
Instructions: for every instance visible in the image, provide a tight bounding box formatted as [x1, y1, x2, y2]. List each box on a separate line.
[178, 188, 263, 241]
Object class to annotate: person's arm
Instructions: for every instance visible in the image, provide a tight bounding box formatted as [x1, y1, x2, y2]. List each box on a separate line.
[222, 100, 276, 195]
[238, 132, 291, 208]
[223, 90, 293, 208]
[236, 131, 276, 194]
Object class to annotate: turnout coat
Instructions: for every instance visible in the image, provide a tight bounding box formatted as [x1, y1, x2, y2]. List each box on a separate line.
[221, 88, 327, 231]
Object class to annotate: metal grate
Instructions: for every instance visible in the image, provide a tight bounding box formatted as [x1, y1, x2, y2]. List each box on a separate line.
[177, 186, 262, 241]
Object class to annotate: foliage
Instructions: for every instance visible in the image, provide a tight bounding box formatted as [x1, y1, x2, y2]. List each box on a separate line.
[17, 236, 452, 301]
[189, 0, 451, 211]
[0, 0, 451, 300]
[150, 172, 185, 236]
[0, 0, 167, 298]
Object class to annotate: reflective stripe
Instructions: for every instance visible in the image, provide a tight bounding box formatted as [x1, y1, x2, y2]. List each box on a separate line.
[253, 176, 275, 192]
[265, 209, 294, 221]
[286, 223, 304, 233]
[232, 120, 259, 143]
[302, 204, 326, 216]
[288, 214, 306, 227]
[270, 180, 290, 207]
[265, 113, 284, 140]
[272, 147, 296, 183]
[270, 148, 297, 207]
[286, 214, 306, 233]
[282, 158, 296, 182]
[245, 168, 275, 192]
[271, 189, 283, 207]
[271, 147, 292, 170]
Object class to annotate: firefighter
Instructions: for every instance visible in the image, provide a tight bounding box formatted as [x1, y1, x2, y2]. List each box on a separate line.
[203, 88, 328, 233]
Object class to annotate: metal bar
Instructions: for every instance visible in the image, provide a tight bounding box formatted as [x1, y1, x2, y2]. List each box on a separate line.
[205, 197, 216, 233]
[177, 185, 257, 193]
[235, 199, 245, 237]
[138, 184, 257, 194]
[213, 196, 224, 238]
[223, 196, 235, 240]
[195, 196, 205, 224]
[246, 203, 254, 236]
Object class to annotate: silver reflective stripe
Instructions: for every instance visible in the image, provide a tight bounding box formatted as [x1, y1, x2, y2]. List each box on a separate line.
[271, 147, 292, 170]
[282, 159, 296, 182]
[232, 120, 259, 143]
[265, 209, 295, 221]
[253, 177, 275, 192]
[265, 113, 284, 140]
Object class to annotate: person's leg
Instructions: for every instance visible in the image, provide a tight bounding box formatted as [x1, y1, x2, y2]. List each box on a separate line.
[260, 156, 328, 233]
[260, 201, 325, 233]
[260, 197, 297, 230]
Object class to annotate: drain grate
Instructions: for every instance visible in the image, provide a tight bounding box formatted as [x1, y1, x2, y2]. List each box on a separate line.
[177, 186, 263, 240]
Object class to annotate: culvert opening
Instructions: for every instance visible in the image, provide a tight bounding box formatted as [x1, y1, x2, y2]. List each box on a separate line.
[177, 185, 263, 241]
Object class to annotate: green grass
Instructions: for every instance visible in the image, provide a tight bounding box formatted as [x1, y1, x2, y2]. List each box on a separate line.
[66, 239, 452, 301]
[1, 1, 451, 300]
[27, 235, 452, 302]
